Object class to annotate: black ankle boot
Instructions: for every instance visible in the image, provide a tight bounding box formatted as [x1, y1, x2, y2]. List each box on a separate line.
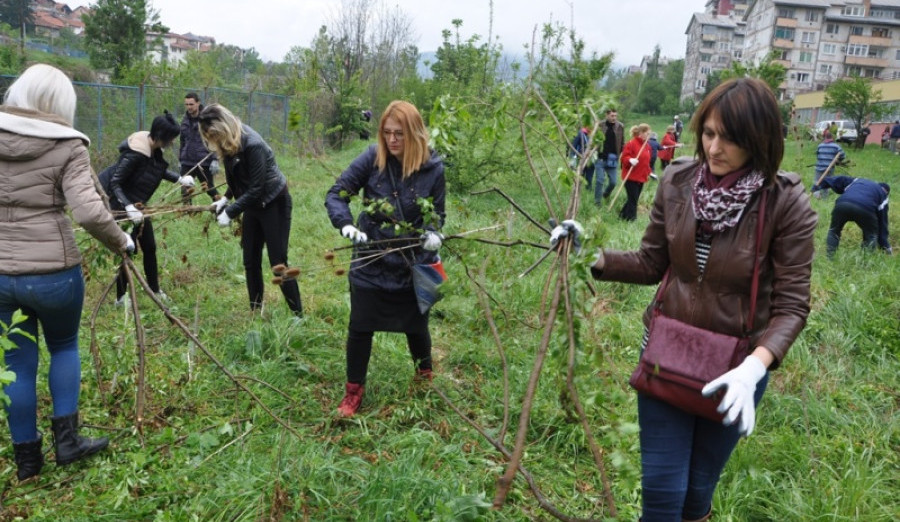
[51, 412, 109, 466]
[13, 433, 44, 480]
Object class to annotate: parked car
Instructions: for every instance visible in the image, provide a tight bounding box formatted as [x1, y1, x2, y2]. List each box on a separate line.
[810, 120, 858, 143]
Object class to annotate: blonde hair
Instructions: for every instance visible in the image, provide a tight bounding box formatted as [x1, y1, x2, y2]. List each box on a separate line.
[631, 123, 651, 137]
[197, 103, 243, 157]
[666, 125, 676, 133]
[4, 63, 77, 125]
[375, 100, 431, 178]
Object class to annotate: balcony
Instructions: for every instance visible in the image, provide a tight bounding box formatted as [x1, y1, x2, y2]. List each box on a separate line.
[773, 38, 794, 48]
[776, 17, 798, 28]
[845, 55, 888, 67]
[849, 34, 893, 48]
[774, 59, 792, 68]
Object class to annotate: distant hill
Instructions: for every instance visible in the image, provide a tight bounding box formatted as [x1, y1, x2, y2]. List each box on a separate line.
[417, 51, 528, 81]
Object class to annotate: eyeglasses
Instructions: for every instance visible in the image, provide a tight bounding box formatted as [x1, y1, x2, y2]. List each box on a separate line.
[383, 129, 404, 140]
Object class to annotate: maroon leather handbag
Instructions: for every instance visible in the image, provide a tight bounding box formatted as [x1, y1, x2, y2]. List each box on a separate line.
[629, 190, 767, 421]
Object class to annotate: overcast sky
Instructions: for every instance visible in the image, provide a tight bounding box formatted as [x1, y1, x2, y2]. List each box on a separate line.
[66, 0, 705, 67]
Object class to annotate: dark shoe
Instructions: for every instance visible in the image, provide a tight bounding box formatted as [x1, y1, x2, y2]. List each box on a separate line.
[337, 383, 365, 417]
[414, 368, 434, 382]
[13, 434, 44, 480]
[51, 412, 109, 466]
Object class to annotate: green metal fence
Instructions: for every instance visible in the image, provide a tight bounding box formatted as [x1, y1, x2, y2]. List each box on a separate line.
[0, 76, 294, 169]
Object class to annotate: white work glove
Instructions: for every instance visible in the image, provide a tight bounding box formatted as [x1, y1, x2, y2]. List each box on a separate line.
[178, 175, 195, 187]
[341, 224, 368, 245]
[124, 204, 143, 224]
[549, 219, 584, 253]
[628, 158, 639, 166]
[217, 211, 232, 227]
[209, 160, 219, 174]
[123, 232, 135, 254]
[702, 355, 768, 437]
[211, 197, 229, 215]
[421, 231, 443, 251]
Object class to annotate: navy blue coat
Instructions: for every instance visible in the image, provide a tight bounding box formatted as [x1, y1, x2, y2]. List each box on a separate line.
[325, 145, 446, 292]
[822, 176, 891, 251]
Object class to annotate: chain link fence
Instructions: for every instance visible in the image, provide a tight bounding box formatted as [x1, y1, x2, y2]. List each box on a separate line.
[0, 76, 296, 169]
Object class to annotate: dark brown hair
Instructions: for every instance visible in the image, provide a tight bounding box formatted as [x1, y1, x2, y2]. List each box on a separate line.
[690, 78, 784, 183]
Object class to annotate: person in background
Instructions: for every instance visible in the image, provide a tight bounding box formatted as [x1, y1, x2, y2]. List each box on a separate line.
[881, 126, 890, 149]
[325, 100, 446, 418]
[100, 111, 193, 305]
[570, 124, 595, 189]
[673, 114, 684, 141]
[647, 131, 661, 180]
[179, 92, 219, 204]
[552, 78, 816, 521]
[857, 121, 871, 150]
[658, 125, 679, 172]
[198, 103, 303, 317]
[595, 108, 624, 206]
[889, 120, 900, 153]
[0, 64, 134, 481]
[820, 176, 891, 257]
[812, 130, 845, 197]
[618, 123, 652, 221]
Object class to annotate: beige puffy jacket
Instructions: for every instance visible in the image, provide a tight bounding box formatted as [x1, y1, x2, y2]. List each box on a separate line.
[0, 106, 127, 275]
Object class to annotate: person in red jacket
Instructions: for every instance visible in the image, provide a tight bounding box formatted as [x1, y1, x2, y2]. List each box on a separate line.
[619, 123, 652, 221]
[658, 125, 680, 171]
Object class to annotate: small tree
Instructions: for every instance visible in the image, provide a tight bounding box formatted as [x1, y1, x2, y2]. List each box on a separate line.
[0, 0, 33, 54]
[823, 76, 894, 148]
[82, 0, 167, 79]
[717, 50, 787, 95]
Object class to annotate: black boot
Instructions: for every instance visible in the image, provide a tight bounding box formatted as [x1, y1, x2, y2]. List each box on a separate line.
[13, 433, 44, 480]
[51, 412, 109, 466]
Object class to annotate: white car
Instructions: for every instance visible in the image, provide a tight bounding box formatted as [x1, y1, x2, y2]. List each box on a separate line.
[811, 120, 858, 143]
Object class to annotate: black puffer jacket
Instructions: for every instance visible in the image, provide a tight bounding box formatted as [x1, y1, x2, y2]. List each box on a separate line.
[220, 125, 287, 218]
[99, 131, 179, 211]
[325, 145, 446, 292]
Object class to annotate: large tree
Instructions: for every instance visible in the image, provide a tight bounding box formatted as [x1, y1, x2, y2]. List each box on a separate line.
[0, 0, 33, 53]
[823, 76, 894, 149]
[82, 0, 167, 79]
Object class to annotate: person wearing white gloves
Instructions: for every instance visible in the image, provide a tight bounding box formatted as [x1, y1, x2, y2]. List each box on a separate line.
[562, 79, 817, 521]
[325, 100, 446, 418]
[99, 111, 188, 305]
[198, 103, 302, 317]
[179, 92, 220, 204]
[0, 64, 135, 481]
[618, 123, 653, 221]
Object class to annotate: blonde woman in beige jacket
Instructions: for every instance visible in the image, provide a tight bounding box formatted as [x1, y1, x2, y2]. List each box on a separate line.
[0, 64, 133, 481]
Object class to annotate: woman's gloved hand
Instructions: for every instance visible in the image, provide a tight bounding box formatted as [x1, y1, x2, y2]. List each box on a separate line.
[124, 204, 143, 224]
[123, 232, 135, 254]
[702, 355, 768, 437]
[178, 175, 195, 187]
[341, 225, 368, 244]
[628, 158, 638, 166]
[217, 211, 232, 227]
[549, 219, 583, 253]
[421, 231, 443, 251]
[211, 197, 229, 215]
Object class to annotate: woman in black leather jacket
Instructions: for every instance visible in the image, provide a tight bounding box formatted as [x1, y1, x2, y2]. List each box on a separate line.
[197, 103, 302, 317]
[100, 111, 193, 304]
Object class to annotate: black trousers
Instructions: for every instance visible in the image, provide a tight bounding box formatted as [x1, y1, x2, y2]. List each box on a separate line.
[116, 219, 159, 298]
[826, 201, 879, 257]
[241, 193, 302, 315]
[345, 328, 432, 384]
[619, 180, 645, 221]
[181, 163, 219, 202]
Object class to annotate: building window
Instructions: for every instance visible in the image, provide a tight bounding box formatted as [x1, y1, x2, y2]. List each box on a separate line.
[733, 49, 743, 59]
[847, 44, 868, 56]
[896, 49, 900, 60]
[842, 6, 865, 17]
[702, 41, 715, 49]
[823, 43, 836, 55]
[872, 27, 892, 38]
[825, 24, 839, 35]
[700, 53, 712, 62]
[796, 72, 810, 83]
[850, 26, 864, 36]
[801, 32, 816, 44]
[718, 42, 730, 51]
[774, 27, 795, 40]
[696, 78, 706, 89]
[700, 66, 711, 74]
[847, 66, 862, 76]
[779, 50, 790, 60]
[819, 64, 833, 75]
[778, 8, 796, 18]
[799, 52, 813, 63]
[805, 11, 819, 22]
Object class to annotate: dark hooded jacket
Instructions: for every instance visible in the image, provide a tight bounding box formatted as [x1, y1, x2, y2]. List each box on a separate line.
[99, 131, 179, 211]
[325, 144, 446, 292]
[180, 106, 214, 168]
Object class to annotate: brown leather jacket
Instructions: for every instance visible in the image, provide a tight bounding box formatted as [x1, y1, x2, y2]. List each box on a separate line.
[593, 158, 817, 368]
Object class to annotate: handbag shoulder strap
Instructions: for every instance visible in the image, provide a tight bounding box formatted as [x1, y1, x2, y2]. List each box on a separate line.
[655, 188, 768, 332]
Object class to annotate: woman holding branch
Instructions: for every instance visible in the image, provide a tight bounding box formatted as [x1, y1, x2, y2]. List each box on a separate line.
[618, 123, 652, 221]
[0, 64, 134, 480]
[325, 100, 446, 418]
[555, 78, 817, 520]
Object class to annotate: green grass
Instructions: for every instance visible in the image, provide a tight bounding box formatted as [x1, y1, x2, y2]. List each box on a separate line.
[0, 134, 897, 521]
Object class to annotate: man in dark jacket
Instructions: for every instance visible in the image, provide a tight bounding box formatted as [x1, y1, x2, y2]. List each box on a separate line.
[180, 92, 218, 203]
[821, 176, 892, 257]
[596, 109, 624, 206]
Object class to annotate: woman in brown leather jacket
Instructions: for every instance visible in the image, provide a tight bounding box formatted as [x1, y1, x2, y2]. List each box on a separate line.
[554, 78, 817, 521]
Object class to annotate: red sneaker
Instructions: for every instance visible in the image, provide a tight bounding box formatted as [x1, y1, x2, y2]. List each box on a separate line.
[414, 368, 434, 382]
[337, 382, 364, 417]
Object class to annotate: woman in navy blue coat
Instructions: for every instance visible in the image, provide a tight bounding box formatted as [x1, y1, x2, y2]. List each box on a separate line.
[325, 100, 446, 417]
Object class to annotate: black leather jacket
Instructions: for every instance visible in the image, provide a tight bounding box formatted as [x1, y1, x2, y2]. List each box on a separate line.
[221, 125, 287, 218]
[99, 132, 179, 211]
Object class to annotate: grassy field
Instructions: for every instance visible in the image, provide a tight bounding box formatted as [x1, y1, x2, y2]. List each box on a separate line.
[0, 129, 897, 521]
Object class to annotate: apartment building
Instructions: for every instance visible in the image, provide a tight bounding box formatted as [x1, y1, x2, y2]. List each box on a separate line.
[685, 0, 900, 101]
[681, 12, 746, 100]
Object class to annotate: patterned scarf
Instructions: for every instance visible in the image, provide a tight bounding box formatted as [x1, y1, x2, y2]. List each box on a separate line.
[692, 162, 765, 236]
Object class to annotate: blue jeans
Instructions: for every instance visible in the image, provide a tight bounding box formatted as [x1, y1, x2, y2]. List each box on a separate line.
[638, 373, 769, 521]
[1, 265, 84, 443]
[595, 165, 618, 205]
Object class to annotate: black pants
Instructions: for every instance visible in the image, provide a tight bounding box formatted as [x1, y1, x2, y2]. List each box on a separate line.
[116, 219, 159, 298]
[345, 328, 432, 384]
[826, 201, 878, 257]
[241, 193, 302, 315]
[181, 163, 219, 203]
[619, 180, 645, 221]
